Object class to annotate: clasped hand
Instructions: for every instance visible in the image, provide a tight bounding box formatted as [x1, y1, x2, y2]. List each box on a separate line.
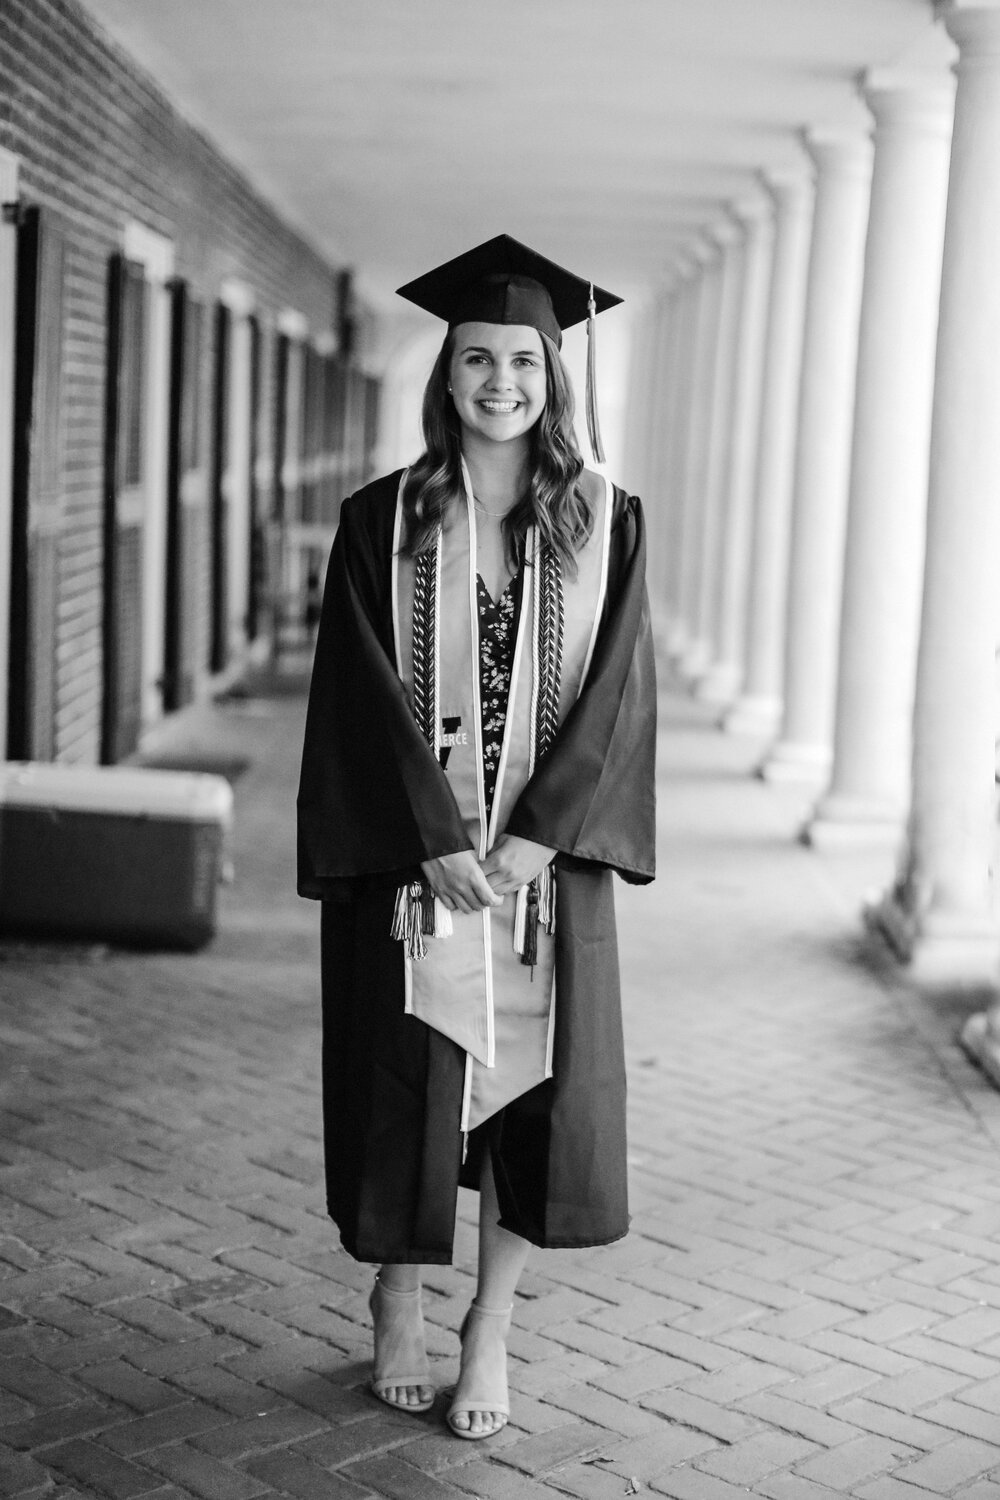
[421, 834, 556, 915]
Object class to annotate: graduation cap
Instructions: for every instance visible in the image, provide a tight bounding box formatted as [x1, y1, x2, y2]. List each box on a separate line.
[396, 233, 622, 463]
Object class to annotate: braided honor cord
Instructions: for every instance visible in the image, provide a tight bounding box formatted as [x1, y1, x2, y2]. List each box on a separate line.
[535, 541, 565, 761]
[391, 538, 451, 959]
[410, 545, 437, 748]
[515, 540, 564, 966]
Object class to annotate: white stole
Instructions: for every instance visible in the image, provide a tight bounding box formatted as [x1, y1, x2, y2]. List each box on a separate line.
[391, 465, 612, 1127]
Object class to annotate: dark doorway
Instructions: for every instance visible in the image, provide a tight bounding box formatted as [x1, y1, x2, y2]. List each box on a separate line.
[8, 205, 65, 762]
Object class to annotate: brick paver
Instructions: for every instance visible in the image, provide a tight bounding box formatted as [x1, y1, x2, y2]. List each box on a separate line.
[4, 665, 1000, 1498]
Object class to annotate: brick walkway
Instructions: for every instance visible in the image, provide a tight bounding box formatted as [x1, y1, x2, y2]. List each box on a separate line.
[4, 666, 1000, 1500]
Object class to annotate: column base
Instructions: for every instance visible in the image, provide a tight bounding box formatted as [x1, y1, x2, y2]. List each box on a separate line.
[805, 792, 906, 851]
[666, 621, 690, 660]
[723, 694, 783, 739]
[760, 739, 832, 785]
[678, 638, 712, 682]
[695, 661, 742, 707]
[864, 887, 1000, 986]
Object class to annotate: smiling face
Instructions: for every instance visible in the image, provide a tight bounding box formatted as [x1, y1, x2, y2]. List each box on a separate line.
[448, 322, 548, 450]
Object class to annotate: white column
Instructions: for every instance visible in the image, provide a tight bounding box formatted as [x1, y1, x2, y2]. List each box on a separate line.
[638, 287, 678, 616]
[676, 246, 723, 668]
[690, 220, 747, 692]
[869, 1, 1000, 997]
[762, 130, 873, 783]
[698, 197, 775, 707]
[726, 167, 814, 737]
[663, 264, 700, 646]
[808, 71, 955, 850]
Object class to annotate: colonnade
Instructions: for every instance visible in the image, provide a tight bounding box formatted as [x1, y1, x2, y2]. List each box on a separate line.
[633, 0, 1000, 1076]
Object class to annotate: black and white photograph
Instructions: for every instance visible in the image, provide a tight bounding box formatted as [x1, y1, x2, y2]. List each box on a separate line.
[4, 3, 1000, 1497]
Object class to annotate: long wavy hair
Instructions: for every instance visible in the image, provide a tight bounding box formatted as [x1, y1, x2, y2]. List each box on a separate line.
[401, 328, 593, 575]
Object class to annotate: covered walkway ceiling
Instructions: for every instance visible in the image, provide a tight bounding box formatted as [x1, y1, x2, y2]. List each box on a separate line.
[82, 0, 944, 306]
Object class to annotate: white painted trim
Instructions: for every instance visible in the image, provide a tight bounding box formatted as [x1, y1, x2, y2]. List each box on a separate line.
[277, 307, 308, 338]
[138, 268, 174, 729]
[122, 221, 176, 727]
[123, 220, 174, 282]
[225, 311, 253, 655]
[0, 146, 18, 198]
[219, 277, 255, 316]
[0, 148, 19, 756]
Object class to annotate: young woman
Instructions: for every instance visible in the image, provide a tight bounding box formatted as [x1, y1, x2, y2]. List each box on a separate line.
[298, 235, 656, 1439]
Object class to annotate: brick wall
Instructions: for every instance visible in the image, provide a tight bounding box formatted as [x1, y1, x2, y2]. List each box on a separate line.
[0, 0, 341, 763]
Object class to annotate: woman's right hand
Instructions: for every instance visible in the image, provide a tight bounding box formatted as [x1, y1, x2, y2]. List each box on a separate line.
[421, 851, 502, 915]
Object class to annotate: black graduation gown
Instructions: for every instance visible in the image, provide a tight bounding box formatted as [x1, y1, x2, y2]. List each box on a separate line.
[297, 469, 656, 1264]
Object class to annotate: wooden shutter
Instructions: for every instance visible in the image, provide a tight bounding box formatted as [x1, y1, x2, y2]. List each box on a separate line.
[209, 300, 230, 673]
[246, 314, 265, 642]
[7, 206, 66, 761]
[101, 252, 147, 764]
[164, 280, 206, 711]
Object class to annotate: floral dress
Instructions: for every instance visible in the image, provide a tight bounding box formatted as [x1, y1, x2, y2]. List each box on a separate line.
[477, 571, 522, 823]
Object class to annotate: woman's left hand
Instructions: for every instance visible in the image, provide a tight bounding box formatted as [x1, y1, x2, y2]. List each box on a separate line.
[480, 835, 556, 897]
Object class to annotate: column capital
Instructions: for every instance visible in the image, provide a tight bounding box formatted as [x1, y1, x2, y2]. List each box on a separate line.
[670, 251, 699, 282]
[937, 0, 1000, 56]
[760, 165, 814, 213]
[731, 193, 773, 229]
[708, 216, 745, 251]
[690, 235, 721, 267]
[801, 126, 874, 178]
[860, 66, 956, 134]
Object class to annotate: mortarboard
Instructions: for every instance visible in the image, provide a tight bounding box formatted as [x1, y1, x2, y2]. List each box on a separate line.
[396, 234, 622, 463]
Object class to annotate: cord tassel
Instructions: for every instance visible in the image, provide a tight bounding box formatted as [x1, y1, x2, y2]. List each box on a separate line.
[391, 880, 427, 960]
[513, 879, 540, 968]
[537, 863, 556, 933]
[392, 881, 452, 957]
[420, 882, 437, 936]
[433, 897, 453, 939]
[585, 282, 606, 465]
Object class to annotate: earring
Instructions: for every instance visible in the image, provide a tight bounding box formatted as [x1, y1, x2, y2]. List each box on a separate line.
[447, 384, 452, 393]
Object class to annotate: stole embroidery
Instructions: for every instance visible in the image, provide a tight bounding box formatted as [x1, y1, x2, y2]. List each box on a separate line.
[392, 529, 562, 963]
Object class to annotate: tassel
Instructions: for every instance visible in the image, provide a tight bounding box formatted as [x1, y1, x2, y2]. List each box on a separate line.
[390, 880, 426, 961]
[513, 879, 539, 968]
[433, 897, 453, 939]
[585, 282, 606, 465]
[391, 881, 453, 958]
[537, 864, 556, 934]
[513, 882, 527, 955]
[521, 880, 539, 967]
[512, 868, 556, 964]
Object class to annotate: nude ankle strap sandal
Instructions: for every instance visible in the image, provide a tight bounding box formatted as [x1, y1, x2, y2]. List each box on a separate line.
[446, 1301, 512, 1440]
[369, 1277, 434, 1414]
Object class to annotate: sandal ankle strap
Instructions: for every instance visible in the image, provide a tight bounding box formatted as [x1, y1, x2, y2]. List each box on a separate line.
[374, 1276, 422, 1301]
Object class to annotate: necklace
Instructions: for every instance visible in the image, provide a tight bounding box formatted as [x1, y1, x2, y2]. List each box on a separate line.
[473, 496, 516, 519]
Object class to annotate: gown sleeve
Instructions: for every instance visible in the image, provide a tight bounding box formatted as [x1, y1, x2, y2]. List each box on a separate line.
[504, 490, 657, 884]
[297, 484, 473, 899]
